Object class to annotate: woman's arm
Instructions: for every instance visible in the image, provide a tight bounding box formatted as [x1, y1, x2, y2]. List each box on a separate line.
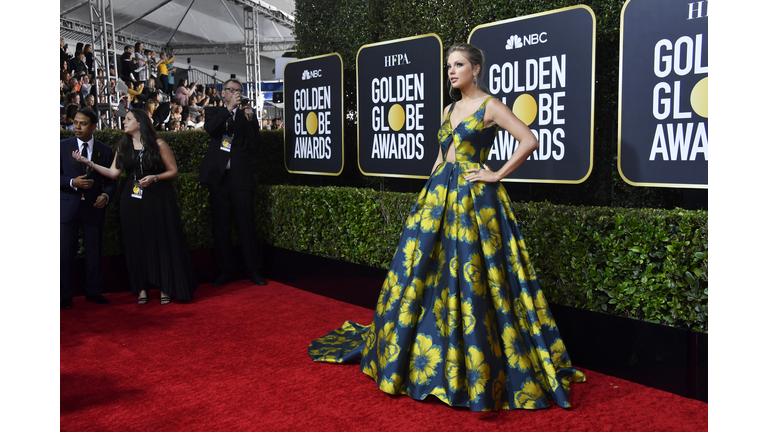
[73, 150, 123, 180]
[464, 97, 539, 183]
[138, 138, 178, 187]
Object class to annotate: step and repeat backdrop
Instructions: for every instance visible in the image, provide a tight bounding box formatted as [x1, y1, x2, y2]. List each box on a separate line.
[283, 54, 344, 176]
[618, 0, 708, 188]
[282, 0, 707, 188]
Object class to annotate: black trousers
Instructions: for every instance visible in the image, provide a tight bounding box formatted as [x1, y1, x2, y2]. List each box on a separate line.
[207, 170, 262, 276]
[60, 202, 104, 300]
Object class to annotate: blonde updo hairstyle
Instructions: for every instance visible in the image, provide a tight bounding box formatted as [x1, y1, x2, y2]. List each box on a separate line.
[446, 43, 487, 101]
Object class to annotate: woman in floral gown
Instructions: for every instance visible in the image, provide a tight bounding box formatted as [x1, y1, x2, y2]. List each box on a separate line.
[308, 43, 584, 411]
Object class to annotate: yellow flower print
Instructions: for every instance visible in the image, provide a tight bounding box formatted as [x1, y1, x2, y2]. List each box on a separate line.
[534, 289, 556, 330]
[507, 238, 528, 282]
[456, 195, 478, 243]
[491, 370, 509, 411]
[445, 343, 465, 392]
[433, 162, 446, 176]
[516, 238, 537, 280]
[430, 387, 450, 405]
[488, 265, 510, 313]
[420, 185, 447, 233]
[549, 339, 571, 369]
[425, 242, 445, 288]
[409, 334, 443, 385]
[455, 138, 477, 162]
[449, 254, 459, 278]
[362, 323, 376, 357]
[514, 291, 541, 336]
[433, 288, 459, 337]
[380, 372, 403, 394]
[497, 187, 514, 218]
[377, 322, 401, 370]
[461, 299, 476, 334]
[501, 324, 531, 372]
[309, 346, 340, 357]
[444, 190, 459, 240]
[465, 346, 490, 403]
[485, 310, 502, 358]
[514, 379, 545, 409]
[534, 347, 559, 392]
[464, 114, 483, 132]
[405, 205, 423, 230]
[398, 278, 424, 327]
[477, 208, 502, 258]
[471, 179, 487, 196]
[376, 271, 403, 316]
[362, 360, 378, 380]
[463, 253, 486, 296]
[402, 238, 423, 277]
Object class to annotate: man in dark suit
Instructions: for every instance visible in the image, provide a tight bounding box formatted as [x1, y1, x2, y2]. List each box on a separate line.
[198, 79, 267, 287]
[60, 108, 117, 309]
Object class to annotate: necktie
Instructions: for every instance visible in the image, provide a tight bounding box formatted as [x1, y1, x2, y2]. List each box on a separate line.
[81, 143, 89, 174]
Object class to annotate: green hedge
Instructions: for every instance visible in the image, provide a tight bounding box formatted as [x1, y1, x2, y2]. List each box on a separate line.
[254, 186, 707, 332]
[86, 176, 707, 332]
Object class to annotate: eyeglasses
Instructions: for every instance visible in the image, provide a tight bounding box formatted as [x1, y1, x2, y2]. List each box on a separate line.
[225, 87, 243, 93]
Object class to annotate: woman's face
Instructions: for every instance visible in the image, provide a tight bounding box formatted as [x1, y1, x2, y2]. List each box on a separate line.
[447, 51, 478, 90]
[124, 112, 140, 134]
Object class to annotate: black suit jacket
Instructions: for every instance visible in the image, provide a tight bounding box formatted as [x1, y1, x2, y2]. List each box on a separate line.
[198, 106, 260, 190]
[153, 101, 171, 128]
[60, 137, 117, 224]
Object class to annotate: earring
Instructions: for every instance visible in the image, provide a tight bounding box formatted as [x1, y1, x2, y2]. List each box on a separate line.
[473, 75, 477, 85]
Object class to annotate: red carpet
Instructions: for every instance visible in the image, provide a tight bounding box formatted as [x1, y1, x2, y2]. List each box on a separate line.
[60, 280, 707, 431]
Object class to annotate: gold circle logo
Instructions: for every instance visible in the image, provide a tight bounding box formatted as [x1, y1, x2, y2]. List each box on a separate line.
[388, 104, 405, 132]
[512, 94, 537, 126]
[690, 77, 708, 119]
[306, 112, 318, 135]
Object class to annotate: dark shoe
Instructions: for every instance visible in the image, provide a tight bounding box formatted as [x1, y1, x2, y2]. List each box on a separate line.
[137, 295, 148, 305]
[212, 274, 236, 287]
[249, 272, 267, 286]
[86, 294, 110, 304]
[160, 293, 171, 305]
[61, 298, 73, 309]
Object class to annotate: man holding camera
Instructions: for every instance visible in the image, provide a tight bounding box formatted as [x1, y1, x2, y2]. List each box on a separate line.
[198, 79, 267, 287]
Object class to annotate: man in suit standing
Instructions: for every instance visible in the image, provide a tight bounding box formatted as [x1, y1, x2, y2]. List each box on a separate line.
[60, 108, 117, 309]
[198, 79, 267, 287]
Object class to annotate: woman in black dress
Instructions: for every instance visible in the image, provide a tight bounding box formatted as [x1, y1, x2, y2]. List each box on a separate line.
[73, 109, 197, 304]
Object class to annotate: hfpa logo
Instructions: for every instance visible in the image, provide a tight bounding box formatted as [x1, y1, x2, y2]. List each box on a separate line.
[505, 32, 548, 50]
[302, 69, 322, 80]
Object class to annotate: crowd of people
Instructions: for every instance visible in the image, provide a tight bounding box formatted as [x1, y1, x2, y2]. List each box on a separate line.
[60, 38, 284, 133]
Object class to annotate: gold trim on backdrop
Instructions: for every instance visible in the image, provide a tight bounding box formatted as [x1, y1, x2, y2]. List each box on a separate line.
[283, 52, 345, 176]
[356, 33, 444, 180]
[469, 5, 597, 185]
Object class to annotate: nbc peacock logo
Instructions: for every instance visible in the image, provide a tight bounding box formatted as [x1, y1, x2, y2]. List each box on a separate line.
[505, 35, 523, 50]
[505, 32, 548, 50]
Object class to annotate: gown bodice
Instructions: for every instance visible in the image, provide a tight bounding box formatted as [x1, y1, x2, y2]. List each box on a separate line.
[436, 96, 498, 165]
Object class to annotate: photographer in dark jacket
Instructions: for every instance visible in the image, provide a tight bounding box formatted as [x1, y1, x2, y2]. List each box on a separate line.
[198, 79, 266, 287]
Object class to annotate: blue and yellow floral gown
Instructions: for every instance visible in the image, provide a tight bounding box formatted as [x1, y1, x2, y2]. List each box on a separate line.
[308, 96, 585, 411]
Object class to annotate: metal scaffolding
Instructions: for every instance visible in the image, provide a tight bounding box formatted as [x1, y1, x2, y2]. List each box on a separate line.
[243, 6, 261, 106]
[88, 0, 120, 129]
